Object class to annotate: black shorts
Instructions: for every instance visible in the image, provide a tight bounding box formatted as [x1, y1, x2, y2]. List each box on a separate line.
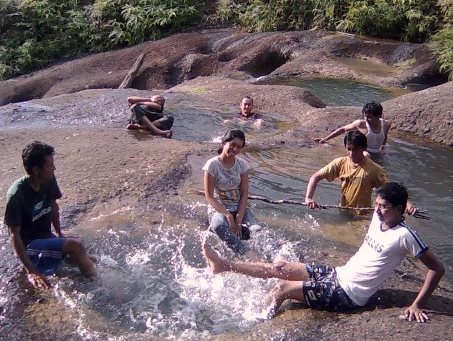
[302, 262, 357, 311]
[129, 104, 174, 130]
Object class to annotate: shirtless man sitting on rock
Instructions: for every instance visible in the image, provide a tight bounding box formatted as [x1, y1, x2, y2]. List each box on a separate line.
[203, 182, 444, 322]
[126, 94, 174, 138]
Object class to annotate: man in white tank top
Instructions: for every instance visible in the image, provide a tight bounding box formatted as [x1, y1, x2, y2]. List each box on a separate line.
[314, 102, 392, 156]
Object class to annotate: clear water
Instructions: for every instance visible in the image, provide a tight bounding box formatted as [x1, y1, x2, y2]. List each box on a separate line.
[244, 137, 453, 271]
[260, 77, 398, 106]
[4, 133, 450, 340]
[1, 85, 451, 340]
[0, 89, 296, 144]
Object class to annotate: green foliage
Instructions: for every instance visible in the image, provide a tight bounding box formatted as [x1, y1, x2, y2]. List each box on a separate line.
[109, 0, 199, 47]
[335, 0, 440, 42]
[0, 0, 201, 80]
[213, 0, 449, 79]
[0, 0, 450, 80]
[431, 0, 453, 80]
[215, 0, 442, 42]
[215, 0, 315, 32]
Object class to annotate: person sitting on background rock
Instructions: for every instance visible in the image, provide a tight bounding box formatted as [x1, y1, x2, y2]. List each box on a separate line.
[306, 130, 416, 213]
[203, 129, 262, 260]
[203, 182, 444, 322]
[126, 94, 174, 138]
[4, 141, 96, 289]
[314, 101, 391, 157]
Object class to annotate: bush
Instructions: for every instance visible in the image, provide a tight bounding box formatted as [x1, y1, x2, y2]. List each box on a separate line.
[0, 0, 201, 80]
[431, 0, 453, 80]
[214, 0, 441, 41]
[0, 0, 450, 80]
[213, 0, 449, 78]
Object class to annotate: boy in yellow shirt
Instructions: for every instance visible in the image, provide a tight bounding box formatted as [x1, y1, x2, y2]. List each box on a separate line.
[306, 131, 415, 213]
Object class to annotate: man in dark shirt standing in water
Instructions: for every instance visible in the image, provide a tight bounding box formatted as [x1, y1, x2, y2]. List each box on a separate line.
[4, 141, 96, 289]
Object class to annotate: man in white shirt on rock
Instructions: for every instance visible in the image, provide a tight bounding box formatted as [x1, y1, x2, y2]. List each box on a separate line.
[202, 182, 444, 322]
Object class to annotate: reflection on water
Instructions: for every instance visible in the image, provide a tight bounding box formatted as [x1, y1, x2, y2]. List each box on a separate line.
[170, 105, 295, 143]
[245, 136, 453, 280]
[260, 77, 397, 106]
[334, 57, 398, 77]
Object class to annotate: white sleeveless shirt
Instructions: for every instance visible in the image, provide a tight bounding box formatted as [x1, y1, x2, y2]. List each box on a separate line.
[366, 118, 385, 153]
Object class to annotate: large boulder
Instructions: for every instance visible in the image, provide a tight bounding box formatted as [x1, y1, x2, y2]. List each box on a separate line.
[383, 81, 453, 145]
[0, 29, 444, 105]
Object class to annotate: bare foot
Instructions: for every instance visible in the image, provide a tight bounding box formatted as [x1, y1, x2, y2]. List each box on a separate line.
[126, 123, 141, 130]
[162, 130, 172, 138]
[202, 242, 230, 274]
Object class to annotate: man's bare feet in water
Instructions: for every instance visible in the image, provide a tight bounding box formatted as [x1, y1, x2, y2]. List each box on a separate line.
[202, 242, 231, 274]
[126, 123, 142, 130]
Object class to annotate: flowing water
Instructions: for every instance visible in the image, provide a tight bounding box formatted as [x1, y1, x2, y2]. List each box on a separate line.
[0, 83, 451, 340]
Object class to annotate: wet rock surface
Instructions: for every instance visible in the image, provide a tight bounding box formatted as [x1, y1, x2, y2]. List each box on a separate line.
[383, 81, 453, 145]
[0, 29, 444, 105]
[0, 30, 452, 341]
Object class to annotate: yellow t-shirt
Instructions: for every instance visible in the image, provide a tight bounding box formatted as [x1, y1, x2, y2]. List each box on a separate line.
[319, 156, 388, 208]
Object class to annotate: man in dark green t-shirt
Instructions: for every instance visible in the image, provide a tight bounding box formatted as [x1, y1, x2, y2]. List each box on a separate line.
[4, 141, 96, 289]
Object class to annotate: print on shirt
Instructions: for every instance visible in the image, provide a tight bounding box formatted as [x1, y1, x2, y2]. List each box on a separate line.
[218, 188, 240, 203]
[364, 233, 383, 252]
[31, 194, 51, 222]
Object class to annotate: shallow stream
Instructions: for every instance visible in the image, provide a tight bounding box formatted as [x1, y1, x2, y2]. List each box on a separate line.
[259, 77, 407, 106]
[0, 81, 451, 340]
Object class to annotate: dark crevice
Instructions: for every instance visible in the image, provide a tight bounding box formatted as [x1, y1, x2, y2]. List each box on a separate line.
[240, 50, 290, 77]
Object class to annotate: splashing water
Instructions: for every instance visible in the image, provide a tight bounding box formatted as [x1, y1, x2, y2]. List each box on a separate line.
[14, 198, 313, 340]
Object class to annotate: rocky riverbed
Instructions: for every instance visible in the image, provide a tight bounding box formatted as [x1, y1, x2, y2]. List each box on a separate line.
[0, 29, 452, 340]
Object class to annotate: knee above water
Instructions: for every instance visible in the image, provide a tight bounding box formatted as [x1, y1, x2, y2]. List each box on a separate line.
[65, 238, 86, 254]
[271, 281, 291, 296]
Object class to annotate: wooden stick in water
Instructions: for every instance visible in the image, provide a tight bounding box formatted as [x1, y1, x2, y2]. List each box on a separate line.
[190, 190, 431, 220]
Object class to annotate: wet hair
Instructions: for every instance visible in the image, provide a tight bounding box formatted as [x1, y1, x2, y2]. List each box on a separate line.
[22, 141, 55, 174]
[242, 96, 253, 104]
[217, 129, 246, 154]
[362, 101, 383, 118]
[343, 130, 367, 149]
[377, 182, 408, 214]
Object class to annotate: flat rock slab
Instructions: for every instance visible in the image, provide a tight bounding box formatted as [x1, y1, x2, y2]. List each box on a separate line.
[0, 29, 443, 105]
